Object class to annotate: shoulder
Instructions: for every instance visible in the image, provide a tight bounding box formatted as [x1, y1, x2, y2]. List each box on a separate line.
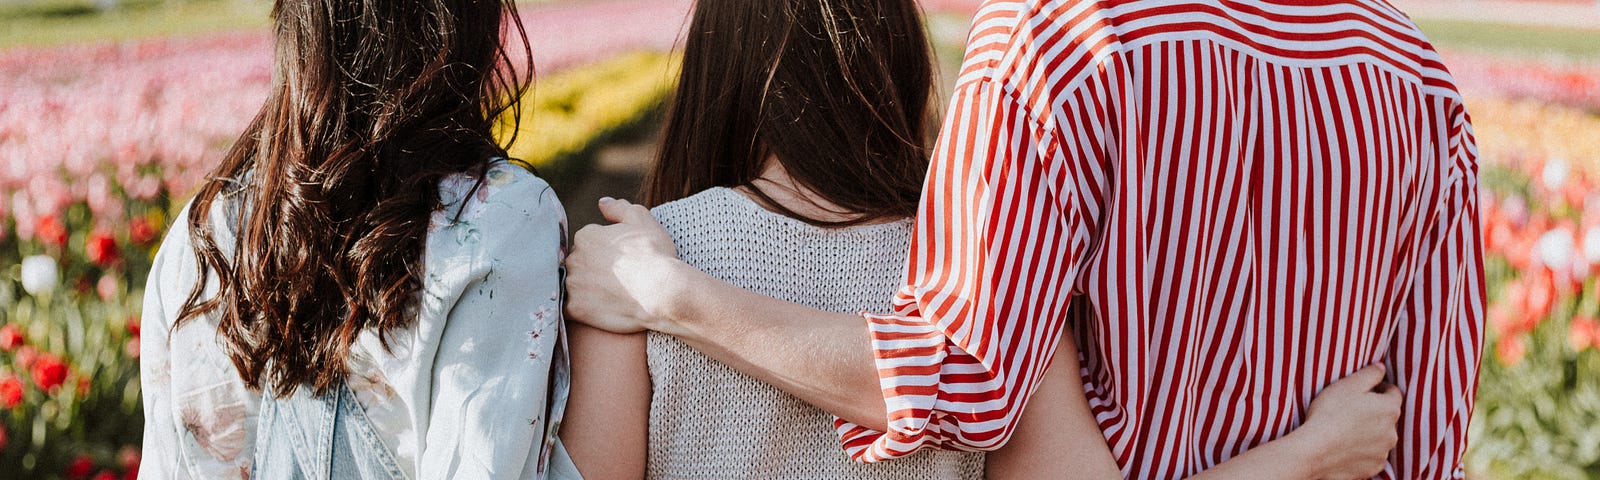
[649, 187, 742, 233]
[143, 189, 247, 330]
[430, 161, 567, 267]
[436, 161, 565, 232]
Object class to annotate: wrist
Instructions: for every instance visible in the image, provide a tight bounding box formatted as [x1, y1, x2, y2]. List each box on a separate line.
[638, 257, 698, 333]
[1278, 427, 1333, 480]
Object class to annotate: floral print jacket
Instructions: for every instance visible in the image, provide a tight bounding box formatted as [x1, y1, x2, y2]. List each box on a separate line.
[139, 161, 569, 479]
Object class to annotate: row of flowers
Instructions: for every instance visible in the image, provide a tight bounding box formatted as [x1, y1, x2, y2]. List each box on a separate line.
[1445, 51, 1600, 116]
[0, 0, 691, 247]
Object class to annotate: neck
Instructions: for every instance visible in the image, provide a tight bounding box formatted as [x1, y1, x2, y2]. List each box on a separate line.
[737, 159, 888, 225]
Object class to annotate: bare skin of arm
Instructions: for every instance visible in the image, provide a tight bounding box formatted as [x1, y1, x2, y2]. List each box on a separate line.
[567, 198, 1402, 480]
[995, 338, 1403, 480]
[559, 324, 650, 479]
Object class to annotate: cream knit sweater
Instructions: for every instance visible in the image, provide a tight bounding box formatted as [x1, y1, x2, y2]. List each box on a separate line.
[645, 187, 985, 480]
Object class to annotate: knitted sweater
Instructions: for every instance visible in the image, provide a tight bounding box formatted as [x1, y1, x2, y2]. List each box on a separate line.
[645, 187, 985, 480]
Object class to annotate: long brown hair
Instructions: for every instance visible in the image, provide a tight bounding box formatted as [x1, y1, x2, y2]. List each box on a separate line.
[643, 0, 935, 226]
[177, 0, 533, 397]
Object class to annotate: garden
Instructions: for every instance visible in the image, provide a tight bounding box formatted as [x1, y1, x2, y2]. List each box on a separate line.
[0, 0, 1597, 478]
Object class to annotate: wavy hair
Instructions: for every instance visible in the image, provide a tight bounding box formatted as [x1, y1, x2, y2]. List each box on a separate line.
[177, 0, 533, 397]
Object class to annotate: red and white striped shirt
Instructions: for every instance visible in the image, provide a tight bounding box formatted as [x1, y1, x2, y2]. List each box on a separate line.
[835, 1, 1484, 478]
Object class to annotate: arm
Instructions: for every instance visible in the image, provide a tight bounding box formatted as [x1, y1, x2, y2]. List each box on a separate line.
[984, 330, 1121, 480]
[418, 170, 569, 479]
[984, 330, 1404, 480]
[139, 202, 257, 479]
[559, 324, 650, 479]
[139, 214, 188, 479]
[1384, 109, 1485, 479]
[566, 79, 1095, 461]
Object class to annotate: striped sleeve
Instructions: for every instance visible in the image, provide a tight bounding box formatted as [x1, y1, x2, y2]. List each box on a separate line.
[832, 79, 1100, 462]
[1385, 107, 1484, 479]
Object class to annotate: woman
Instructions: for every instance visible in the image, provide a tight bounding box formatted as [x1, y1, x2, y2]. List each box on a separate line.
[139, 0, 567, 478]
[559, 0, 1401, 478]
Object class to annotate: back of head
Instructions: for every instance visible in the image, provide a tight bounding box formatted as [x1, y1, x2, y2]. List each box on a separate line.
[645, 0, 935, 226]
[179, 0, 532, 396]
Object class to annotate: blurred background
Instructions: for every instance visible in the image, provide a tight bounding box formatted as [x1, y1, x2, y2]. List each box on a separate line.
[0, 0, 1596, 478]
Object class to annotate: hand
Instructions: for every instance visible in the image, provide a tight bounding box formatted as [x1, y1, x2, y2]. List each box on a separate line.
[563, 197, 687, 334]
[1290, 364, 1404, 480]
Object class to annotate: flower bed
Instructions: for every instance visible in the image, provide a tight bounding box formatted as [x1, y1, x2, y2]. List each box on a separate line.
[1463, 92, 1600, 480]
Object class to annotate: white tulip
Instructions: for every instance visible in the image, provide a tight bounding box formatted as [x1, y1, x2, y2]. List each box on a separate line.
[20, 255, 60, 297]
[1537, 228, 1578, 272]
[1543, 159, 1571, 191]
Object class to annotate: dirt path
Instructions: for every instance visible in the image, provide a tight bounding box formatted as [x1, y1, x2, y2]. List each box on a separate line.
[558, 131, 658, 228]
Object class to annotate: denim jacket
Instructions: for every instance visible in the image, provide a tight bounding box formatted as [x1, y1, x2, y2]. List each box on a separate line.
[253, 383, 409, 480]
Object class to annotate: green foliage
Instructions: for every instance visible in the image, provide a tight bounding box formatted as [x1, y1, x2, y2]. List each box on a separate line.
[1472, 315, 1600, 479]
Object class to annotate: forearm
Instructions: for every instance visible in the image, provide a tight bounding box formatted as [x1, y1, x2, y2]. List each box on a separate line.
[560, 324, 650, 479]
[1186, 434, 1321, 480]
[647, 260, 890, 431]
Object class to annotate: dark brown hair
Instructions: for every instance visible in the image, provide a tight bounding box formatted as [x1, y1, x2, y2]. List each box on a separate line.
[177, 0, 532, 396]
[643, 0, 935, 226]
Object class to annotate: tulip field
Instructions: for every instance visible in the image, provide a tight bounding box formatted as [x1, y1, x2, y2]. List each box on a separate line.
[1, 0, 1598, 478]
[1450, 52, 1600, 478]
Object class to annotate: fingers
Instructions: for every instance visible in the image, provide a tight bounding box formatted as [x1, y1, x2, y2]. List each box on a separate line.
[1377, 382, 1404, 408]
[598, 197, 654, 225]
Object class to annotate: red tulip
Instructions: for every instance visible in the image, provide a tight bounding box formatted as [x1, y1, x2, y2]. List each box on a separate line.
[66, 455, 94, 480]
[0, 374, 24, 409]
[129, 216, 158, 246]
[36, 214, 68, 248]
[31, 353, 69, 392]
[1497, 335, 1528, 367]
[1572, 317, 1600, 352]
[85, 231, 121, 268]
[92, 470, 117, 480]
[0, 423, 8, 451]
[126, 317, 141, 338]
[1523, 272, 1559, 325]
[0, 324, 24, 351]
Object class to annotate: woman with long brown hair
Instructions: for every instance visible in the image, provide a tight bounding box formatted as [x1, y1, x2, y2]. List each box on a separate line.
[559, 0, 1407, 479]
[139, 0, 567, 478]
[560, 0, 981, 476]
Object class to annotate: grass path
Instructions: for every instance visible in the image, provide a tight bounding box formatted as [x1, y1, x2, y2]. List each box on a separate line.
[1417, 18, 1600, 61]
[0, 0, 269, 48]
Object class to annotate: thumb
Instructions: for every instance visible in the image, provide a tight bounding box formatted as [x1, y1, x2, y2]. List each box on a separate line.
[598, 197, 651, 224]
[1336, 363, 1388, 393]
